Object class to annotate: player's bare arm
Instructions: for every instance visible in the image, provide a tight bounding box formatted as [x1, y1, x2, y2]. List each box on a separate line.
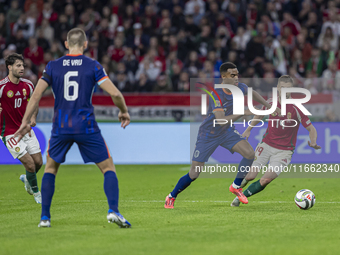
[15, 79, 49, 141]
[306, 124, 321, 149]
[100, 79, 130, 129]
[252, 90, 281, 115]
[30, 107, 39, 127]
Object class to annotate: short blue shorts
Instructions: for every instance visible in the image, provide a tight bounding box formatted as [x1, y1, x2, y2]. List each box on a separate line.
[192, 128, 245, 162]
[48, 131, 111, 164]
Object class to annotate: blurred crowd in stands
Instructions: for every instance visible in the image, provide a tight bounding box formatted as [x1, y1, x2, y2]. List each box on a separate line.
[1, 0, 340, 94]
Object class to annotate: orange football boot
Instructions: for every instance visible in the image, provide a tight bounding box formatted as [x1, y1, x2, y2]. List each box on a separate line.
[229, 185, 248, 204]
[164, 194, 176, 209]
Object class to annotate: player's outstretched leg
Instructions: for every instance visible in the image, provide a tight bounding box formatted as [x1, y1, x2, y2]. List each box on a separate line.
[39, 157, 60, 228]
[229, 140, 255, 204]
[19, 153, 41, 204]
[165, 161, 203, 209]
[98, 158, 131, 228]
[231, 166, 260, 207]
[243, 166, 278, 201]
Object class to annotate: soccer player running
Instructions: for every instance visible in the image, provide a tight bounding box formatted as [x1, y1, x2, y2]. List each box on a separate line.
[15, 28, 131, 228]
[165, 62, 281, 208]
[230, 75, 321, 206]
[0, 53, 43, 204]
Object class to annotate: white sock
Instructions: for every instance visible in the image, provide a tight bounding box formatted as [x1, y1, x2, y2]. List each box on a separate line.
[232, 182, 240, 189]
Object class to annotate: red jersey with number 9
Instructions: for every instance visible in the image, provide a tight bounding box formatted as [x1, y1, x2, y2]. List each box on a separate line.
[261, 98, 312, 150]
[0, 76, 34, 137]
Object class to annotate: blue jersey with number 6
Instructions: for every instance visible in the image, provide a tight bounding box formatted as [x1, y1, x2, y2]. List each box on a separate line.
[42, 54, 108, 135]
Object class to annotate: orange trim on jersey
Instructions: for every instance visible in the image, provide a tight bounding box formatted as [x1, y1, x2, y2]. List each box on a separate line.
[66, 54, 82, 56]
[98, 76, 109, 83]
[213, 108, 224, 112]
[104, 140, 111, 158]
[223, 88, 232, 95]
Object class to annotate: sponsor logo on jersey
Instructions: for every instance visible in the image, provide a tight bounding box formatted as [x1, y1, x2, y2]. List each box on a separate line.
[287, 112, 291, 119]
[7, 90, 13, 98]
[15, 91, 21, 96]
[194, 150, 200, 158]
[15, 147, 20, 152]
[23, 88, 27, 96]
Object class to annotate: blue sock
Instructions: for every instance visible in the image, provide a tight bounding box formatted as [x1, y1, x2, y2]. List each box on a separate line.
[234, 157, 254, 186]
[41, 173, 55, 219]
[170, 173, 193, 198]
[104, 171, 119, 213]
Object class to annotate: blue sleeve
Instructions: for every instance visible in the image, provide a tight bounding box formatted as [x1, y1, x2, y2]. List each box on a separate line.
[240, 83, 248, 95]
[41, 61, 52, 86]
[94, 61, 109, 85]
[210, 91, 223, 112]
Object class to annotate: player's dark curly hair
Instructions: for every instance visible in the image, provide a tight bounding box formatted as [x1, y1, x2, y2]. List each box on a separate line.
[5, 53, 24, 69]
[219, 62, 237, 75]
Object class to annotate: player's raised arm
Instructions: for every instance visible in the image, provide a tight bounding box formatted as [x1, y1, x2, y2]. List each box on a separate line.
[14, 79, 49, 141]
[252, 89, 281, 116]
[100, 79, 130, 129]
[306, 124, 321, 149]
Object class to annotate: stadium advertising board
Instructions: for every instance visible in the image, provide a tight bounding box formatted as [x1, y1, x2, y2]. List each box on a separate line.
[0, 123, 339, 166]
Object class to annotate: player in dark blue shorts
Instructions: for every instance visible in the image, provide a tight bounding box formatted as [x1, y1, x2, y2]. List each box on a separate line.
[15, 28, 131, 228]
[164, 62, 281, 208]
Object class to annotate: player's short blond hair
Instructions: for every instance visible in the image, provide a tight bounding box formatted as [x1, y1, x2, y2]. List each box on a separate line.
[278, 75, 293, 87]
[67, 28, 87, 48]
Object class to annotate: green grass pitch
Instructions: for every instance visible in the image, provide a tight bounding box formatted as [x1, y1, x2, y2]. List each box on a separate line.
[0, 164, 339, 255]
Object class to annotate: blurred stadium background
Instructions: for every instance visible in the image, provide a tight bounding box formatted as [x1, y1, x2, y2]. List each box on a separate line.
[1, 2, 340, 255]
[0, 0, 340, 165]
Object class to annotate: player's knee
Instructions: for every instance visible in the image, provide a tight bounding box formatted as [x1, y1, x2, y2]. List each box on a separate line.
[245, 150, 255, 160]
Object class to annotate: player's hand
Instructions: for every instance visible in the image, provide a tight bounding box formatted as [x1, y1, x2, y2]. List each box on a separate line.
[308, 141, 321, 150]
[30, 118, 36, 127]
[118, 111, 130, 129]
[242, 130, 251, 140]
[14, 122, 31, 142]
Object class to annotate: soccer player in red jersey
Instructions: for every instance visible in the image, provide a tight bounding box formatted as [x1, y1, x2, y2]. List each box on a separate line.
[0, 53, 43, 203]
[231, 75, 321, 206]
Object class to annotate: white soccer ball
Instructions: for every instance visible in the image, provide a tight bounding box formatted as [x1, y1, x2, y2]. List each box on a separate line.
[294, 189, 316, 210]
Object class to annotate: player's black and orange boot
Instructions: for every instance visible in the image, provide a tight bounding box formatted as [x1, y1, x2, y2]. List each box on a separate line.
[229, 185, 248, 204]
[164, 194, 176, 209]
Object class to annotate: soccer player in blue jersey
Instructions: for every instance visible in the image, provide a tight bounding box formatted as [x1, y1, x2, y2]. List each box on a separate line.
[165, 62, 281, 208]
[15, 28, 131, 228]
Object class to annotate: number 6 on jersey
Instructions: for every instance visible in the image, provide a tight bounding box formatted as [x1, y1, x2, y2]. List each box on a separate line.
[64, 71, 79, 101]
